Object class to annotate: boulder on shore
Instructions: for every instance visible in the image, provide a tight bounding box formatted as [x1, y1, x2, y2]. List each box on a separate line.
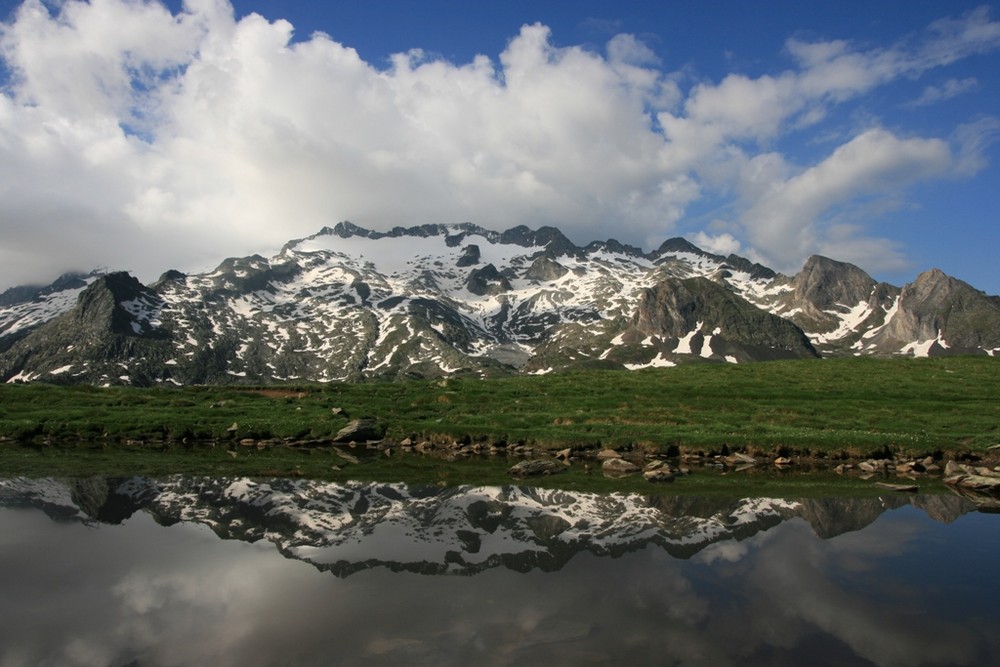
[874, 482, 918, 493]
[942, 459, 1000, 503]
[602, 458, 640, 477]
[508, 459, 565, 478]
[945, 473, 1000, 493]
[333, 418, 386, 443]
[643, 469, 676, 483]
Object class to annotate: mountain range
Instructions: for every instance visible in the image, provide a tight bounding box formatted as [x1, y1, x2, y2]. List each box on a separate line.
[2, 221, 999, 385]
[0, 476, 977, 576]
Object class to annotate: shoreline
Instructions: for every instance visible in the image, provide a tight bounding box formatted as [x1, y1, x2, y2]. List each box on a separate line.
[3, 435, 999, 506]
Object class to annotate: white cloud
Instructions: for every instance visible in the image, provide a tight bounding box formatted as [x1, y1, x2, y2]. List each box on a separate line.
[691, 231, 743, 256]
[953, 115, 1000, 175]
[740, 129, 953, 272]
[908, 77, 979, 107]
[919, 5, 1000, 66]
[0, 1, 997, 289]
[816, 234, 909, 274]
[0, 0, 206, 120]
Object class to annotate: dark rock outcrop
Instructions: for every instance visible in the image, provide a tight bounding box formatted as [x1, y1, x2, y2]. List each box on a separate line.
[466, 264, 512, 296]
[631, 277, 819, 360]
[526, 256, 568, 282]
[456, 244, 481, 267]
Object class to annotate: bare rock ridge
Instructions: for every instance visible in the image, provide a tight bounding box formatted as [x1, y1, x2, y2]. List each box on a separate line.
[1, 221, 998, 385]
[630, 278, 818, 362]
[871, 269, 1000, 353]
[792, 256, 880, 321]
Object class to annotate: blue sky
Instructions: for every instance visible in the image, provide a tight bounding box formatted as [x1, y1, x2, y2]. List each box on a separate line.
[1, 0, 998, 294]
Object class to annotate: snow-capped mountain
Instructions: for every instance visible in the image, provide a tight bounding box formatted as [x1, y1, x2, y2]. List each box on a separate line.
[0, 476, 976, 576]
[2, 222, 999, 385]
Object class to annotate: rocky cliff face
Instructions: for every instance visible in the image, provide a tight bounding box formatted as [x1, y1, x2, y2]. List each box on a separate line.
[1, 222, 997, 385]
[857, 269, 1000, 355]
[0, 273, 173, 385]
[630, 277, 818, 362]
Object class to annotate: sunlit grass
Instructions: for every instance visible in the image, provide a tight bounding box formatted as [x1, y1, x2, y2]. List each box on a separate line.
[1, 356, 997, 462]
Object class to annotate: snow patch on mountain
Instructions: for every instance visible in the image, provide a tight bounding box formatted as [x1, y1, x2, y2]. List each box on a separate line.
[2, 222, 997, 385]
[675, 322, 703, 355]
[900, 330, 950, 357]
[624, 353, 677, 370]
[0, 277, 98, 338]
[811, 300, 874, 344]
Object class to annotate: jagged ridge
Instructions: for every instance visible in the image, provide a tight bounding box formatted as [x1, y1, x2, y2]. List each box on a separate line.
[1, 222, 998, 385]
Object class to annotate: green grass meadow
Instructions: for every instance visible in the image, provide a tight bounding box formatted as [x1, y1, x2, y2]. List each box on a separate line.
[1, 356, 997, 489]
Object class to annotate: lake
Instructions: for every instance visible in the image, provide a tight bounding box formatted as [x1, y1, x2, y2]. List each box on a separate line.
[1, 476, 998, 666]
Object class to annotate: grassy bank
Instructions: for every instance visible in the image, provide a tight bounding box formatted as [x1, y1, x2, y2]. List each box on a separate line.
[1, 356, 996, 492]
[7, 357, 1000, 451]
[2, 356, 997, 453]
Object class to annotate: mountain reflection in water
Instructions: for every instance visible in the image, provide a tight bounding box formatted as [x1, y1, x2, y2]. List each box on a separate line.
[0, 476, 997, 666]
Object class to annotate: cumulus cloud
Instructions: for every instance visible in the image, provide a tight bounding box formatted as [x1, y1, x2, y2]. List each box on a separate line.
[0, 1, 998, 288]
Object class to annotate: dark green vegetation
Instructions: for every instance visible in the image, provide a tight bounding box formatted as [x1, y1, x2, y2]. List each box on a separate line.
[0, 445, 949, 497]
[1, 357, 997, 492]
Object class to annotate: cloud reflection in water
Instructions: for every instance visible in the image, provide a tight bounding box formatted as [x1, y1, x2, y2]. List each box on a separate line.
[0, 479, 997, 666]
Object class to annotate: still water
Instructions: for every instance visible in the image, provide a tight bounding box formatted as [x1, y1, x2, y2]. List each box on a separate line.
[1, 476, 998, 666]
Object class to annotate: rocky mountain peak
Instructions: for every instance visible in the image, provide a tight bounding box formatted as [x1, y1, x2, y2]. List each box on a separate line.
[75, 272, 155, 334]
[329, 221, 375, 239]
[793, 255, 876, 310]
[319, 221, 503, 248]
[873, 268, 1000, 352]
[655, 237, 708, 257]
[722, 254, 777, 281]
[1, 222, 997, 385]
[652, 240, 776, 282]
[526, 256, 569, 282]
[910, 267, 956, 295]
[499, 225, 580, 255]
[153, 269, 187, 288]
[583, 238, 647, 258]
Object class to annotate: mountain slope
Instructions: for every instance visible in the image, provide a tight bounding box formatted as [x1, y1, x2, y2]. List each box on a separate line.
[1, 222, 997, 385]
[0, 271, 103, 353]
[856, 269, 1000, 356]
